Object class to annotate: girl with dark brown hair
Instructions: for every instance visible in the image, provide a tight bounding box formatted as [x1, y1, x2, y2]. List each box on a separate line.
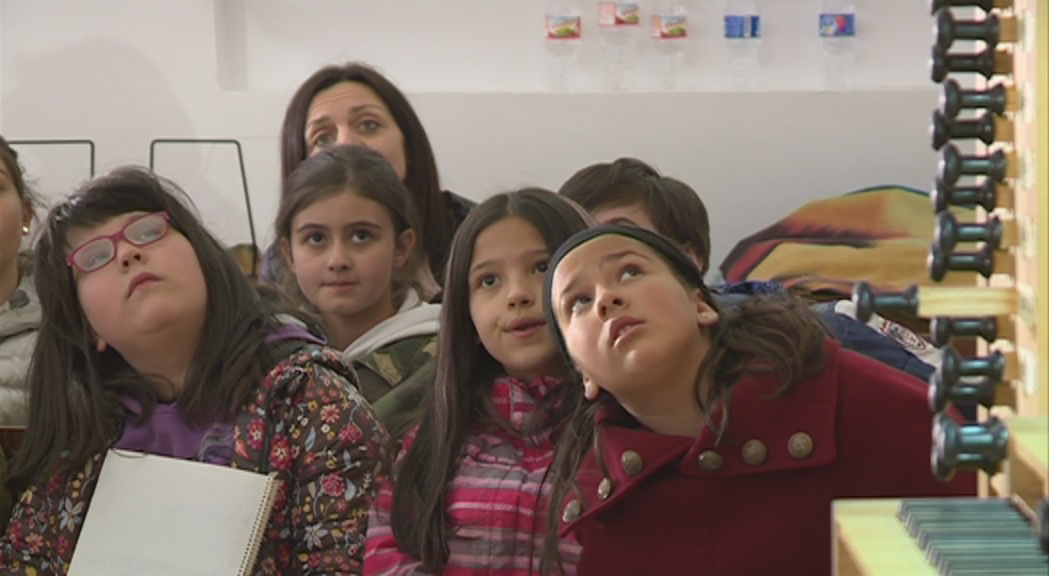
[0, 135, 43, 534]
[364, 189, 590, 575]
[0, 136, 41, 427]
[541, 225, 974, 576]
[275, 145, 439, 434]
[0, 167, 391, 574]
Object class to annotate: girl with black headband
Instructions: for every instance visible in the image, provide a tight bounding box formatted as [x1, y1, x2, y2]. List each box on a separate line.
[540, 225, 974, 576]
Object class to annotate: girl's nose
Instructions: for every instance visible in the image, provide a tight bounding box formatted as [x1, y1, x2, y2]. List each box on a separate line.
[327, 243, 353, 271]
[596, 288, 625, 319]
[116, 241, 145, 269]
[507, 280, 535, 309]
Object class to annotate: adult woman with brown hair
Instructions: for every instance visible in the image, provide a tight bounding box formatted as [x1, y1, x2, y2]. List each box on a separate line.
[260, 62, 473, 289]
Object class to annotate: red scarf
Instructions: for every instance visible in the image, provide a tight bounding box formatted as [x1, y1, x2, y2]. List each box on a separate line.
[489, 375, 561, 445]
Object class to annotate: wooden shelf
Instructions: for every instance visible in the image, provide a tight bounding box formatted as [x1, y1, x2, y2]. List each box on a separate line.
[1004, 416, 1049, 517]
[1009, 416, 1048, 475]
[836, 416, 1047, 575]
[833, 499, 936, 576]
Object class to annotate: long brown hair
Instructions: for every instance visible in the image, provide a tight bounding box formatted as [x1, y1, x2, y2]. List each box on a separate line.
[7, 167, 308, 492]
[389, 188, 592, 572]
[539, 227, 827, 574]
[280, 62, 453, 276]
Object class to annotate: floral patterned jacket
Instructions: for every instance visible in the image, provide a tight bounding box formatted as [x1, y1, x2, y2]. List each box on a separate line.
[0, 346, 391, 575]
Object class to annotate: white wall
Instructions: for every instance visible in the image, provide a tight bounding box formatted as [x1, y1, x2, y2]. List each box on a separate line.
[1, 0, 945, 272]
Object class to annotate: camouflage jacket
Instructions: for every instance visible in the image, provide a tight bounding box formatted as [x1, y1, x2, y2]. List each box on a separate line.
[352, 335, 437, 437]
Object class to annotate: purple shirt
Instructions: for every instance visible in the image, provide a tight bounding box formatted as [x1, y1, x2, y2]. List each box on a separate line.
[114, 398, 232, 465]
[113, 323, 324, 464]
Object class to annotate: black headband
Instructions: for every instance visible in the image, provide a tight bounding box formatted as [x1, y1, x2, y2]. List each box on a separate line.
[542, 224, 707, 363]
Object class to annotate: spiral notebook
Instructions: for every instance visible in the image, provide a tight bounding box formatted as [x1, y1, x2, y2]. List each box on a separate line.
[68, 449, 280, 576]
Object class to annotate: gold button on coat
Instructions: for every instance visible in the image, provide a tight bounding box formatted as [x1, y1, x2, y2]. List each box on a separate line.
[597, 478, 613, 501]
[621, 450, 644, 476]
[697, 450, 724, 471]
[788, 432, 814, 459]
[562, 499, 582, 523]
[741, 439, 768, 465]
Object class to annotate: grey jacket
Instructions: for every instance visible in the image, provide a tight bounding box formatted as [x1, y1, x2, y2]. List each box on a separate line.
[0, 274, 39, 426]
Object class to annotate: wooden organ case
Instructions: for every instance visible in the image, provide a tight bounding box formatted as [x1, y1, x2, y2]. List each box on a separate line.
[833, 0, 1048, 574]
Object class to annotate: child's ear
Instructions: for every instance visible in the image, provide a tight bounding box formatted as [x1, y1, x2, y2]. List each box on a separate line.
[280, 238, 295, 274]
[394, 229, 416, 269]
[21, 200, 32, 231]
[583, 375, 600, 401]
[694, 294, 719, 327]
[95, 336, 108, 354]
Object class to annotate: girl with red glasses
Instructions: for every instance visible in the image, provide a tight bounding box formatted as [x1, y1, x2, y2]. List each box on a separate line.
[0, 167, 391, 574]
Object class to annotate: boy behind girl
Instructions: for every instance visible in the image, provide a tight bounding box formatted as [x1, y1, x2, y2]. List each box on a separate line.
[558, 157, 941, 385]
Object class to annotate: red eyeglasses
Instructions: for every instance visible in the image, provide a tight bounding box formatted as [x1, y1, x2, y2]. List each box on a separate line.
[66, 212, 171, 273]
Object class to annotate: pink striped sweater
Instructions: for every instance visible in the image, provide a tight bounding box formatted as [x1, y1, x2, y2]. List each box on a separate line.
[363, 375, 580, 575]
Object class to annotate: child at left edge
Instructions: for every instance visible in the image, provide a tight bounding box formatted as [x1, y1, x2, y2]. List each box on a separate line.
[0, 167, 390, 575]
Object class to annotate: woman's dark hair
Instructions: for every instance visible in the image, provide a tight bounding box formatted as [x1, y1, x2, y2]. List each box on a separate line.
[0, 135, 44, 276]
[6, 166, 310, 492]
[539, 226, 827, 574]
[389, 188, 592, 572]
[280, 62, 454, 276]
[559, 157, 712, 275]
[276, 144, 429, 309]
[0, 137, 37, 209]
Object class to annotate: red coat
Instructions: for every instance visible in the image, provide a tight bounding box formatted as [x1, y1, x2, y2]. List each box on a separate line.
[559, 339, 975, 576]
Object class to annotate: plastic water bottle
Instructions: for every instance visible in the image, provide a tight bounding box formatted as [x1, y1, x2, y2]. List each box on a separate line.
[545, 0, 584, 92]
[650, 1, 689, 91]
[723, 0, 762, 88]
[723, 0, 760, 87]
[598, 1, 642, 90]
[819, 0, 857, 89]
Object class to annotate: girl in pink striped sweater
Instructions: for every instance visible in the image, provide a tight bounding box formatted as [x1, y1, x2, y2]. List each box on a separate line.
[364, 188, 591, 575]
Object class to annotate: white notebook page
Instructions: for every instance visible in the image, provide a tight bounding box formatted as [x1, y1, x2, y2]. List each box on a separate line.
[68, 449, 279, 576]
